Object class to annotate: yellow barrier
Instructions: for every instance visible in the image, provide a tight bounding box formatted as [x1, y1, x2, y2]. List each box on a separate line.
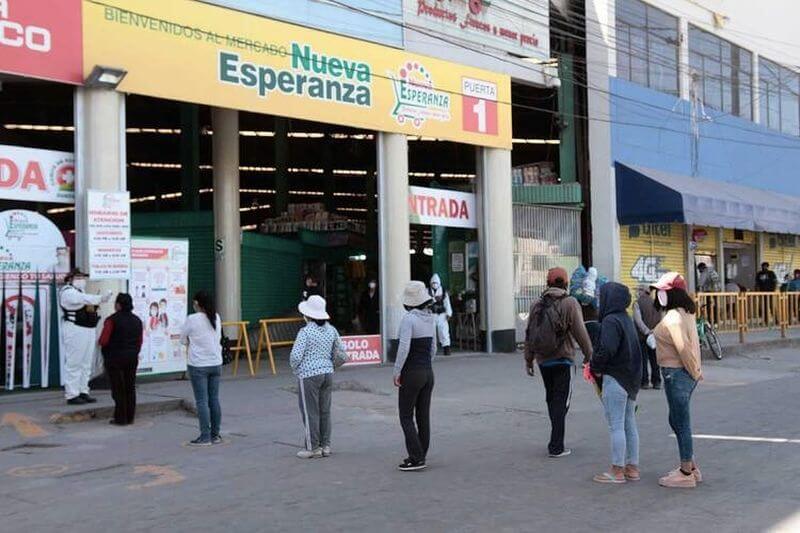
[222, 321, 254, 377]
[255, 318, 305, 375]
[696, 292, 800, 343]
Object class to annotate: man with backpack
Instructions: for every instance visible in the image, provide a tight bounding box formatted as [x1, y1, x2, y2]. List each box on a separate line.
[525, 267, 594, 458]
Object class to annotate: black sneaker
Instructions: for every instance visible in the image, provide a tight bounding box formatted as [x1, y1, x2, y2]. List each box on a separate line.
[398, 458, 427, 472]
[211, 435, 223, 445]
[188, 437, 212, 447]
[640, 383, 651, 390]
[443, 346, 451, 356]
[548, 448, 572, 458]
[652, 383, 662, 390]
[66, 397, 87, 405]
[80, 393, 98, 404]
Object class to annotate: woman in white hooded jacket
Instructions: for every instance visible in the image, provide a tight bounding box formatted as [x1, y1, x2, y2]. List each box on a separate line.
[429, 274, 452, 355]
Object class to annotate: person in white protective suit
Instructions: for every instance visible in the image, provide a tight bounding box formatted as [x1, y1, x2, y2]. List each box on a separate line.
[429, 274, 452, 355]
[60, 269, 111, 405]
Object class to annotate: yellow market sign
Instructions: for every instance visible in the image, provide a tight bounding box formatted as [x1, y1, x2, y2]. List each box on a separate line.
[82, 0, 512, 149]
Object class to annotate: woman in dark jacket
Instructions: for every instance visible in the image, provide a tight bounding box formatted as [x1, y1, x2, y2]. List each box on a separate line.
[590, 282, 642, 484]
[99, 293, 143, 426]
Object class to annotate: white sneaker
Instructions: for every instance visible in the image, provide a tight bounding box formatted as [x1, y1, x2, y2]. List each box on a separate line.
[296, 448, 323, 459]
[548, 448, 572, 458]
[322, 446, 332, 457]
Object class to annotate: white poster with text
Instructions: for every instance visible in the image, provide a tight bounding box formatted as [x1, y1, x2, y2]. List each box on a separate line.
[409, 186, 477, 229]
[87, 190, 131, 279]
[0, 144, 75, 204]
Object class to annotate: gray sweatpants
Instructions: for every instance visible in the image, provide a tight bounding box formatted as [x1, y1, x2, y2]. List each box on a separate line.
[298, 373, 333, 450]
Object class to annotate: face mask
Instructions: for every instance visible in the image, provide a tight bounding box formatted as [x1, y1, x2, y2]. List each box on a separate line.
[657, 290, 668, 307]
[150, 309, 158, 317]
[193, 302, 200, 313]
[432, 283, 440, 290]
[368, 283, 376, 289]
[73, 279, 87, 291]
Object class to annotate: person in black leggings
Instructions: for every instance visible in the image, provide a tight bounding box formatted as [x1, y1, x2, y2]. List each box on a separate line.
[394, 281, 437, 472]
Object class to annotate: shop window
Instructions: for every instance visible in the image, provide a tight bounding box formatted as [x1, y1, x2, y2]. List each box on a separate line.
[689, 26, 752, 119]
[615, 0, 679, 95]
[734, 229, 744, 241]
[759, 57, 800, 136]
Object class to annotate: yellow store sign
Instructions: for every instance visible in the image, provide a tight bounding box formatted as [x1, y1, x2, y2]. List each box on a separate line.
[82, 0, 512, 149]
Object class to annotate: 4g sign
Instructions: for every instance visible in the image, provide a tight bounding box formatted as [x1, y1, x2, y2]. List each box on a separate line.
[0, 0, 83, 83]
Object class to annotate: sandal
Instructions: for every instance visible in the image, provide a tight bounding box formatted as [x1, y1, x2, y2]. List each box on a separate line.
[624, 466, 641, 481]
[593, 472, 626, 484]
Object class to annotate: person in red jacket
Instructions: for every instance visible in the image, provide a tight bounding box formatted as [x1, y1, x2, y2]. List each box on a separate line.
[99, 293, 143, 426]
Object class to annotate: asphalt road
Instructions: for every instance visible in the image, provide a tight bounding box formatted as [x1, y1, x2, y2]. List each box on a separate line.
[2, 348, 800, 533]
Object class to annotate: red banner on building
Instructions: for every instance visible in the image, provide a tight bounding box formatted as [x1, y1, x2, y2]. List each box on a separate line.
[0, 0, 83, 84]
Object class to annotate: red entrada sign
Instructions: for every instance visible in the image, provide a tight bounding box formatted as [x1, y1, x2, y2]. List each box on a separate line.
[0, 0, 83, 83]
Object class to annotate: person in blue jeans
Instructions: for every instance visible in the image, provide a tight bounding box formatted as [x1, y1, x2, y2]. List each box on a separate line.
[589, 282, 642, 484]
[180, 291, 223, 446]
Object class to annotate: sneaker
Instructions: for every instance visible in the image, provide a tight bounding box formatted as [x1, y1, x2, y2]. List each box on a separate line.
[188, 437, 213, 447]
[443, 346, 451, 356]
[668, 465, 702, 483]
[109, 419, 126, 426]
[652, 383, 662, 390]
[641, 383, 651, 390]
[659, 468, 697, 488]
[66, 397, 87, 405]
[548, 448, 572, 458]
[211, 435, 223, 445]
[79, 393, 98, 404]
[296, 448, 323, 459]
[398, 458, 427, 471]
[321, 446, 332, 457]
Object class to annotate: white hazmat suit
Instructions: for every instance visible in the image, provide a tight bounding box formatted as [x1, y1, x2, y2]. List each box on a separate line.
[429, 274, 452, 351]
[60, 283, 106, 400]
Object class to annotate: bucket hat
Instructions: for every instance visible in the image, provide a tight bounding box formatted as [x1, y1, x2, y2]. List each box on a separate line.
[402, 281, 432, 308]
[298, 295, 330, 320]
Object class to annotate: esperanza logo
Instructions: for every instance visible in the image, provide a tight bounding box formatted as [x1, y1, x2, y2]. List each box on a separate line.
[219, 43, 372, 107]
[389, 61, 450, 128]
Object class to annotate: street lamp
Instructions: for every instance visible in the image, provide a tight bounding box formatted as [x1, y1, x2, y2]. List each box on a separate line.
[84, 65, 128, 89]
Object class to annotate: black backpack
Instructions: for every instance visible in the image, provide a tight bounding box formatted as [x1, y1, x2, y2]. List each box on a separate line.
[527, 294, 570, 358]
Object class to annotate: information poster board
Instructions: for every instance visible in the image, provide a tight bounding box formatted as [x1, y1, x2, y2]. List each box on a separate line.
[341, 335, 382, 366]
[130, 238, 189, 376]
[87, 190, 131, 279]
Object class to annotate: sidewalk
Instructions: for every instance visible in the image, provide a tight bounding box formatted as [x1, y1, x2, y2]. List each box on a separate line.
[718, 327, 800, 356]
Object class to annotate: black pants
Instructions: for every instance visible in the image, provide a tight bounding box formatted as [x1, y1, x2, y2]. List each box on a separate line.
[640, 340, 661, 386]
[540, 364, 572, 455]
[105, 356, 138, 424]
[398, 367, 434, 463]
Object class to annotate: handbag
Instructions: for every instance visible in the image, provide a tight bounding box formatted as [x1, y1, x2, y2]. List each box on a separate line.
[331, 338, 349, 368]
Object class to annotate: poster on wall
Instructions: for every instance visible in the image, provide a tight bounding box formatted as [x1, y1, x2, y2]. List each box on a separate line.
[341, 335, 382, 366]
[0, 209, 70, 282]
[87, 190, 131, 280]
[0, 145, 75, 204]
[130, 238, 189, 376]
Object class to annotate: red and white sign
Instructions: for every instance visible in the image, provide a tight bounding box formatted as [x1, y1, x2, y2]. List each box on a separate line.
[0, 144, 75, 204]
[341, 334, 382, 366]
[409, 185, 477, 229]
[87, 190, 131, 280]
[0, 0, 83, 83]
[462, 77, 498, 135]
[405, 0, 549, 62]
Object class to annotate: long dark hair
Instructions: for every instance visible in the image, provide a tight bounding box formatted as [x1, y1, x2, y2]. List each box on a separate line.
[194, 290, 217, 328]
[654, 288, 697, 314]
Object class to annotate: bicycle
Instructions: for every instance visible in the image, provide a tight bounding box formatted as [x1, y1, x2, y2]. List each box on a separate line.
[697, 314, 723, 360]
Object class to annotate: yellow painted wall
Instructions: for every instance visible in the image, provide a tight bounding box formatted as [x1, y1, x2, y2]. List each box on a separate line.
[762, 233, 800, 281]
[723, 228, 755, 245]
[692, 226, 718, 256]
[620, 223, 687, 294]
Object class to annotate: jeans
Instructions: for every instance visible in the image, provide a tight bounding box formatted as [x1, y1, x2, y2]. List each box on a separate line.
[662, 367, 697, 462]
[188, 365, 222, 441]
[105, 356, 138, 424]
[601, 375, 639, 467]
[640, 339, 660, 386]
[298, 373, 333, 450]
[398, 367, 434, 462]
[539, 364, 572, 455]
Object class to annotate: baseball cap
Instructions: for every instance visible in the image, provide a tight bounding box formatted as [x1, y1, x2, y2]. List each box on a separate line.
[651, 272, 687, 291]
[547, 267, 569, 286]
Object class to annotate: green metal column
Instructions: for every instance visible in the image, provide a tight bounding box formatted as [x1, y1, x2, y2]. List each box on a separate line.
[432, 225, 449, 289]
[180, 103, 200, 211]
[558, 53, 577, 184]
[274, 117, 289, 214]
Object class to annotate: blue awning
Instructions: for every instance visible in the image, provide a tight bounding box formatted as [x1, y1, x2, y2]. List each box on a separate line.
[615, 163, 800, 234]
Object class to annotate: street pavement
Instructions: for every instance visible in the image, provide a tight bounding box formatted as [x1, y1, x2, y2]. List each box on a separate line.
[2, 347, 800, 533]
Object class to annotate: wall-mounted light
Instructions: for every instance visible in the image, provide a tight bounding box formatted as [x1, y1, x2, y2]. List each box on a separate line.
[84, 65, 128, 89]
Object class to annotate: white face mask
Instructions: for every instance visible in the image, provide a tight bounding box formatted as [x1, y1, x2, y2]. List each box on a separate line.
[368, 282, 376, 290]
[431, 282, 440, 290]
[73, 279, 87, 291]
[657, 290, 668, 307]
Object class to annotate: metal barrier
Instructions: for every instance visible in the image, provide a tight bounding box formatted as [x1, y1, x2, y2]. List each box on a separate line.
[696, 292, 800, 343]
[222, 321, 254, 377]
[254, 318, 305, 375]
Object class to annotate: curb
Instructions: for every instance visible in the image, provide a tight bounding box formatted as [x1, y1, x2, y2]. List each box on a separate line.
[49, 398, 191, 424]
[718, 337, 800, 358]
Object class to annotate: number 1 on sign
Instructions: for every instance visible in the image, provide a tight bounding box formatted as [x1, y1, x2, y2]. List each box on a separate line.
[472, 99, 487, 133]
